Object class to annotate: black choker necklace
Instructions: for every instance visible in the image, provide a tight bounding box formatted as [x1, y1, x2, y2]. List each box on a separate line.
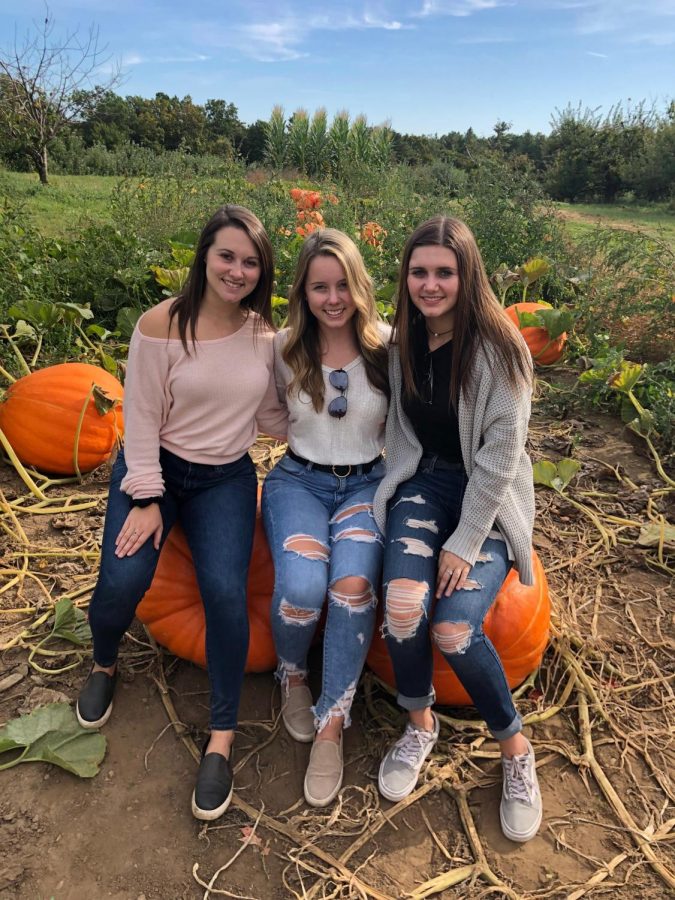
[426, 324, 454, 338]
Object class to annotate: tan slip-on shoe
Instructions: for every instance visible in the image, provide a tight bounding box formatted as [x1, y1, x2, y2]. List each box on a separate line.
[304, 735, 343, 807]
[282, 683, 315, 743]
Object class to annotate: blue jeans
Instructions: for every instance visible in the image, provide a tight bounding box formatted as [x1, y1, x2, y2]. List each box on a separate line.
[88, 446, 257, 731]
[261, 454, 385, 730]
[383, 455, 522, 740]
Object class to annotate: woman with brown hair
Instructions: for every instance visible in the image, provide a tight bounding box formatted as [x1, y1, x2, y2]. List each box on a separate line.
[373, 215, 542, 842]
[76, 205, 287, 822]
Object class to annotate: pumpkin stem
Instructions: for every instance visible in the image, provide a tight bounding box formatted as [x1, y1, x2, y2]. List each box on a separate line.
[0, 426, 49, 501]
[73, 384, 96, 482]
[0, 325, 31, 377]
[29, 333, 43, 369]
[0, 364, 17, 384]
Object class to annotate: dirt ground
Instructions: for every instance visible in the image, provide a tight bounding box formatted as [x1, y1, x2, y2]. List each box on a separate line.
[0, 409, 673, 900]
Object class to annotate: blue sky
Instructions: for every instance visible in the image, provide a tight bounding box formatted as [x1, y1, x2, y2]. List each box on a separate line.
[1, 0, 673, 136]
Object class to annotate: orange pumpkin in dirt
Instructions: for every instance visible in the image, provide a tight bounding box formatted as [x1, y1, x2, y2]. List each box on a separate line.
[0, 362, 124, 475]
[137, 494, 276, 673]
[505, 302, 566, 365]
[367, 552, 550, 706]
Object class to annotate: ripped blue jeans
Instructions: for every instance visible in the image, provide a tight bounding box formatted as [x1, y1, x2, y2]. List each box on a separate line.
[261, 453, 385, 731]
[383, 455, 522, 740]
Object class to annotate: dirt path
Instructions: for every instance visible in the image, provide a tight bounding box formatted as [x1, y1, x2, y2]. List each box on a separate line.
[1, 412, 673, 899]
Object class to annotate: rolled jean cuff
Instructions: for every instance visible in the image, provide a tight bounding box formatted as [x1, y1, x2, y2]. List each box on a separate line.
[397, 688, 436, 712]
[489, 713, 522, 741]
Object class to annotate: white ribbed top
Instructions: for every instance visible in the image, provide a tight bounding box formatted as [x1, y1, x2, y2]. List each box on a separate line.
[273, 326, 390, 465]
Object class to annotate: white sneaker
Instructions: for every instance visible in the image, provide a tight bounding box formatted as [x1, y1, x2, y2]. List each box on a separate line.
[500, 739, 542, 842]
[378, 714, 440, 802]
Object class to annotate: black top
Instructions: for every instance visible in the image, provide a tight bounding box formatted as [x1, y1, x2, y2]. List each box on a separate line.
[402, 319, 463, 465]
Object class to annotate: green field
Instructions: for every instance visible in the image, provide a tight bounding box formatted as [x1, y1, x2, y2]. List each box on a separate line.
[555, 200, 675, 247]
[4, 170, 675, 249]
[1, 171, 117, 237]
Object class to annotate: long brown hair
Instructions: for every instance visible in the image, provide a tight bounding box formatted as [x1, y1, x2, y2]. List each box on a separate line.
[393, 216, 531, 407]
[283, 228, 389, 411]
[169, 205, 275, 351]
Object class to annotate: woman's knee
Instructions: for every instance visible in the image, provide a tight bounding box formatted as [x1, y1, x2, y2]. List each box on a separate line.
[383, 577, 429, 640]
[328, 575, 377, 613]
[431, 620, 474, 655]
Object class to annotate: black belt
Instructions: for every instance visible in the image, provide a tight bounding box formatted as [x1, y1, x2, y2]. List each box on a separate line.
[286, 449, 382, 477]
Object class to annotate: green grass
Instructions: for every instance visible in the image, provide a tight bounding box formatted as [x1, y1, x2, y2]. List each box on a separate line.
[555, 201, 675, 248]
[0, 171, 117, 237]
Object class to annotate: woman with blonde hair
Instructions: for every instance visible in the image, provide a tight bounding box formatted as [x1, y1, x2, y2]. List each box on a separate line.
[373, 215, 542, 843]
[262, 228, 390, 807]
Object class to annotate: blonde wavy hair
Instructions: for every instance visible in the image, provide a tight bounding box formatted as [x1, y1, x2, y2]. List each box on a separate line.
[283, 228, 389, 412]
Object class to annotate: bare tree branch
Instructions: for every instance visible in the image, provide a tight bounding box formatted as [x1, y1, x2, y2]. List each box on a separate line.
[0, 5, 121, 183]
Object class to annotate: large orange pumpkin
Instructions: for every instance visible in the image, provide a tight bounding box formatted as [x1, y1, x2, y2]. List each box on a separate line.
[505, 302, 566, 365]
[367, 552, 550, 706]
[137, 494, 276, 673]
[0, 362, 124, 475]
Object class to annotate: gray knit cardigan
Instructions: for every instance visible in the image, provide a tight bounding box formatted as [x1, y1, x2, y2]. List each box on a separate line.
[373, 342, 535, 585]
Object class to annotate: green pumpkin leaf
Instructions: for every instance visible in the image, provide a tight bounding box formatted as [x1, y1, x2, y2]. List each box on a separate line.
[149, 265, 189, 293]
[607, 361, 643, 395]
[534, 307, 576, 340]
[533, 458, 579, 493]
[12, 319, 38, 342]
[8, 299, 62, 329]
[50, 599, 92, 647]
[170, 246, 195, 267]
[556, 458, 581, 489]
[627, 409, 657, 438]
[0, 703, 106, 777]
[116, 307, 142, 340]
[517, 257, 550, 286]
[56, 302, 94, 322]
[532, 459, 558, 489]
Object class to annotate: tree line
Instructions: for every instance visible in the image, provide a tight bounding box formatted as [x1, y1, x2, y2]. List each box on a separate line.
[0, 14, 672, 201]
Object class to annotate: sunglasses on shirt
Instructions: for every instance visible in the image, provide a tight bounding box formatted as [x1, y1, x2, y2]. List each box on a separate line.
[328, 368, 348, 419]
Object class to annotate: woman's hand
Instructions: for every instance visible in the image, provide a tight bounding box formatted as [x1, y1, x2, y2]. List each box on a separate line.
[115, 505, 163, 558]
[436, 549, 472, 598]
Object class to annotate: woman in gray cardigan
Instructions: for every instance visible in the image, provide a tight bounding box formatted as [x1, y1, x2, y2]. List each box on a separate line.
[373, 216, 542, 843]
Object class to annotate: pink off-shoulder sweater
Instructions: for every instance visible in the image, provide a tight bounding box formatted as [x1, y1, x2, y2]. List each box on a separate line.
[120, 312, 288, 499]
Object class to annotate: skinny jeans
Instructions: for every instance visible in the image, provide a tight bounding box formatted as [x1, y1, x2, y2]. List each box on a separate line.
[262, 454, 385, 730]
[383, 453, 522, 740]
[88, 446, 257, 731]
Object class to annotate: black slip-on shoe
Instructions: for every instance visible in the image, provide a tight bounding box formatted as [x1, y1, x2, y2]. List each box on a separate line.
[191, 746, 234, 821]
[76, 668, 117, 730]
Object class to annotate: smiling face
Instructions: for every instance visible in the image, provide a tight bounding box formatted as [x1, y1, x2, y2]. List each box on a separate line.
[407, 245, 460, 332]
[304, 253, 357, 333]
[203, 226, 261, 310]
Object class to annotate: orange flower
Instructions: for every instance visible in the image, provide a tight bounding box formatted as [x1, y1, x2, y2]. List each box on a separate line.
[361, 221, 387, 248]
[289, 187, 323, 210]
[325, 193, 339, 205]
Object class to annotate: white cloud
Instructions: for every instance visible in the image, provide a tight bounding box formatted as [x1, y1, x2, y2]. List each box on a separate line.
[416, 0, 509, 16]
[193, 4, 412, 63]
[586, 50, 608, 57]
[120, 52, 210, 67]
